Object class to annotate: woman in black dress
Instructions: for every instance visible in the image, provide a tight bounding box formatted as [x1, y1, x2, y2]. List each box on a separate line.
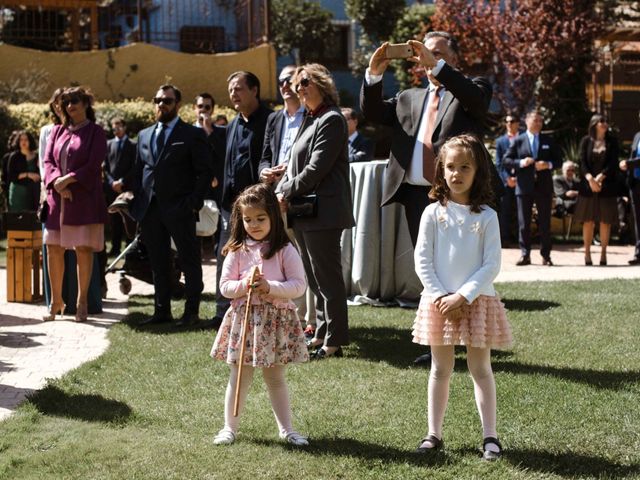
[574, 114, 619, 266]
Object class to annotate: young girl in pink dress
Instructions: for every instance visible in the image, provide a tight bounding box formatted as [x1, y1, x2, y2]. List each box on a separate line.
[412, 134, 513, 461]
[210, 183, 309, 446]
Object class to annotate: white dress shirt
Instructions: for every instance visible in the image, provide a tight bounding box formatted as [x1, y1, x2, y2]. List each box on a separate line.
[365, 59, 447, 185]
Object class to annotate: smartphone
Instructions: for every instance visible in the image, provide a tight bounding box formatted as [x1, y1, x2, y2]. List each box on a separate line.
[385, 43, 413, 59]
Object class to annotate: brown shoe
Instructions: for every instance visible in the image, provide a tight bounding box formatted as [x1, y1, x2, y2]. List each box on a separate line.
[515, 255, 531, 266]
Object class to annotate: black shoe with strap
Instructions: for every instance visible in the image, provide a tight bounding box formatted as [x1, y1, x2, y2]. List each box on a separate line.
[482, 437, 502, 461]
[415, 434, 444, 453]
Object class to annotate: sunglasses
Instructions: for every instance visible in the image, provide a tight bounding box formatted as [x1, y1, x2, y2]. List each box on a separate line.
[64, 97, 81, 107]
[196, 104, 212, 111]
[278, 75, 292, 87]
[505, 119, 517, 124]
[295, 77, 311, 93]
[153, 97, 175, 105]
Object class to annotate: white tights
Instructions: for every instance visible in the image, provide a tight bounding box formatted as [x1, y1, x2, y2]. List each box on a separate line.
[223, 364, 294, 436]
[428, 345, 497, 440]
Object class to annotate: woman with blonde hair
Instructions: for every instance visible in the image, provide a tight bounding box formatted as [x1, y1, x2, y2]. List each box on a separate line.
[276, 63, 354, 359]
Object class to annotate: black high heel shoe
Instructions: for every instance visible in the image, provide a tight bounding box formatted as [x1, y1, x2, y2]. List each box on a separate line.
[585, 256, 593, 266]
[599, 256, 607, 266]
[310, 346, 343, 360]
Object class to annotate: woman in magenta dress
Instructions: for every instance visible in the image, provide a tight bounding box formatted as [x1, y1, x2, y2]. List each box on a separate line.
[42, 87, 108, 322]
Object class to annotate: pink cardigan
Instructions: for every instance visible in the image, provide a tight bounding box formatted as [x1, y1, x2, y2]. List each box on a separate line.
[220, 240, 307, 310]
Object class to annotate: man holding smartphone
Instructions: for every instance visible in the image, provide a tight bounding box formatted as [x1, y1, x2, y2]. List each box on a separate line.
[360, 31, 493, 365]
[259, 65, 305, 186]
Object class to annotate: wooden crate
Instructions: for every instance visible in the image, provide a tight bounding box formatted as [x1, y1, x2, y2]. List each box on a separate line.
[6, 230, 43, 303]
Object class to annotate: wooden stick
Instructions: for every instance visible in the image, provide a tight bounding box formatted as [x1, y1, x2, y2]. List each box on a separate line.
[233, 265, 260, 417]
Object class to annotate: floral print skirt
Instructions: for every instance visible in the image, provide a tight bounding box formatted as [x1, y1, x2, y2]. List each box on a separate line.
[211, 303, 308, 367]
[412, 294, 513, 349]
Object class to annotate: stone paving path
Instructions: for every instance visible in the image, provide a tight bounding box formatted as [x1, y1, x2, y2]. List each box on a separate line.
[1, 244, 639, 421]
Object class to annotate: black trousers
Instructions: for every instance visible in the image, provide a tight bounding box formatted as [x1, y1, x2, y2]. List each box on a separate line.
[517, 191, 553, 258]
[214, 207, 231, 317]
[397, 184, 432, 247]
[630, 184, 640, 259]
[109, 211, 125, 252]
[141, 198, 203, 316]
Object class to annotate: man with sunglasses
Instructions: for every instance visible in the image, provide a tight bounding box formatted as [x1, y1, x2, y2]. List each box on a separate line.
[193, 92, 226, 204]
[128, 84, 214, 328]
[259, 65, 305, 185]
[494, 114, 521, 246]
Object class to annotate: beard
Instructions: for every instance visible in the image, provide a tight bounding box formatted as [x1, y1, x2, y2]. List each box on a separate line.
[156, 105, 178, 123]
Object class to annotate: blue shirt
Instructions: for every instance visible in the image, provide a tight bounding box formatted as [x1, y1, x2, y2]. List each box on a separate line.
[277, 106, 305, 165]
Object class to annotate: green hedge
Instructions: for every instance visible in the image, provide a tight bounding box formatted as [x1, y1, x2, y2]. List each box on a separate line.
[0, 100, 238, 156]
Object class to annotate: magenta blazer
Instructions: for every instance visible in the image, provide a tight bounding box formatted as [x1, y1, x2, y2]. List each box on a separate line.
[43, 123, 108, 229]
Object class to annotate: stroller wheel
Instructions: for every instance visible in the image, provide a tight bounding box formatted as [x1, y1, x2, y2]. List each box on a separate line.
[119, 277, 132, 295]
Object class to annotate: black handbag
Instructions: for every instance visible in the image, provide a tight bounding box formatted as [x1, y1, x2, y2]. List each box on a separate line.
[37, 200, 49, 223]
[288, 193, 318, 218]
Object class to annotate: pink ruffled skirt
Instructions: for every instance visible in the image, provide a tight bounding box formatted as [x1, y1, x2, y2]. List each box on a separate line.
[211, 303, 308, 367]
[412, 294, 513, 349]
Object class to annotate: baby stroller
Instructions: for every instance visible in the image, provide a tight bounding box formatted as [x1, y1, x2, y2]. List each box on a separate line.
[105, 193, 218, 295]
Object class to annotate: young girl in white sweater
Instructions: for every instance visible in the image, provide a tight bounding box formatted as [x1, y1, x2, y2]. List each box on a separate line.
[412, 134, 513, 461]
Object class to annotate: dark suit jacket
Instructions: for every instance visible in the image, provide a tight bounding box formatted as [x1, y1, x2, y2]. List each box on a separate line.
[503, 132, 562, 196]
[128, 118, 213, 223]
[577, 135, 619, 197]
[495, 133, 516, 186]
[221, 104, 273, 210]
[626, 132, 640, 189]
[360, 63, 492, 206]
[278, 106, 355, 231]
[205, 124, 226, 202]
[103, 136, 136, 202]
[258, 109, 286, 176]
[348, 132, 374, 163]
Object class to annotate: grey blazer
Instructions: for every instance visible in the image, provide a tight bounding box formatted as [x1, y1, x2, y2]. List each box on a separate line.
[278, 106, 355, 232]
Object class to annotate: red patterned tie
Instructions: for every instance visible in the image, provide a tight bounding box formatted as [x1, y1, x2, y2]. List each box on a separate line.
[422, 86, 442, 183]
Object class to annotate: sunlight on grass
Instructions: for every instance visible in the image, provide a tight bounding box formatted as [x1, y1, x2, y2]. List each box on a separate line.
[0, 280, 639, 479]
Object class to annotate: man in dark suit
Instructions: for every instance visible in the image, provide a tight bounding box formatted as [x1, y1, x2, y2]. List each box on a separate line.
[494, 114, 520, 246]
[341, 107, 374, 163]
[619, 111, 640, 265]
[193, 92, 226, 204]
[361, 31, 493, 246]
[504, 109, 562, 266]
[104, 117, 136, 255]
[361, 31, 493, 366]
[128, 84, 214, 327]
[212, 71, 273, 327]
[259, 65, 304, 185]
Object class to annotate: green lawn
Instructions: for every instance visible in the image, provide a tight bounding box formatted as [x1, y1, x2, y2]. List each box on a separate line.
[1, 281, 639, 479]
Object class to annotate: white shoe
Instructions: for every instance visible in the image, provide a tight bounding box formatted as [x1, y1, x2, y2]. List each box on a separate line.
[213, 427, 236, 445]
[280, 431, 309, 446]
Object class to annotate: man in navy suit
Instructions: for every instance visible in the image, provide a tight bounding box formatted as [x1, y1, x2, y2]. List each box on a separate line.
[129, 84, 214, 327]
[341, 107, 374, 163]
[504, 109, 562, 266]
[619, 110, 640, 265]
[494, 114, 520, 246]
[104, 117, 136, 255]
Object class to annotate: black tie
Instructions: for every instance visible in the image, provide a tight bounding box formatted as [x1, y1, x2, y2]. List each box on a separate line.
[155, 123, 166, 158]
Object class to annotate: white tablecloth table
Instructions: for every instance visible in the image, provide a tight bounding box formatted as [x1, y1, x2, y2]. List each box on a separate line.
[341, 160, 422, 306]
